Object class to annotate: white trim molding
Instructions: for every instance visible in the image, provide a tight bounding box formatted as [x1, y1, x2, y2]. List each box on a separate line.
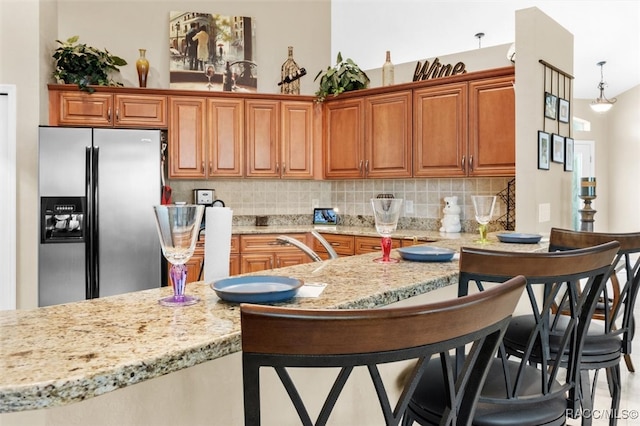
[0, 84, 17, 310]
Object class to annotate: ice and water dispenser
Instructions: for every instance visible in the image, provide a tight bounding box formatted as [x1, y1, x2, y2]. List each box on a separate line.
[40, 196, 86, 243]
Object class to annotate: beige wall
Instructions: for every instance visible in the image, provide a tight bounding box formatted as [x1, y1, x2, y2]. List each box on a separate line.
[514, 7, 574, 234]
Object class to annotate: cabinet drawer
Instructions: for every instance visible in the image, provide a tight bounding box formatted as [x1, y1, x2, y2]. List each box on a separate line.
[240, 234, 306, 253]
[354, 236, 401, 254]
[313, 233, 355, 256]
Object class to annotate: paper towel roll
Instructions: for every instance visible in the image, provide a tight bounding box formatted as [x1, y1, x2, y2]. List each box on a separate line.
[203, 207, 233, 282]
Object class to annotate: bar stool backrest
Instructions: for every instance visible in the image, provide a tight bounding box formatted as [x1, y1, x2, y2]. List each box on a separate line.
[241, 275, 527, 426]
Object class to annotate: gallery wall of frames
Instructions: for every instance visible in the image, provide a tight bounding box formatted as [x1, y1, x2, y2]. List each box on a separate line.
[537, 59, 573, 172]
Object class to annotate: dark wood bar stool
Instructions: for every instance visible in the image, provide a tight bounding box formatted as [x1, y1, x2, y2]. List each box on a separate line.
[536, 228, 640, 425]
[403, 241, 619, 426]
[241, 275, 527, 426]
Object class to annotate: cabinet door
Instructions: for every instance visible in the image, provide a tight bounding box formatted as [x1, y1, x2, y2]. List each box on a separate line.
[365, 91, 412, 178]
[413, 83, 467, 177]
[168, 97, 207, 178]
[241, 254, 274, 274]
[229, 254, 241, 276]
[468, 76, 515, 176]
[246, 100, 279, 177]
[54, 92, 113, 127]
[207, 98, 244, 177]
[324, 98, 365, 179]
[281, 100, 314, 179]
[114, 94, 167, 128]
[275, 252, 310, 268]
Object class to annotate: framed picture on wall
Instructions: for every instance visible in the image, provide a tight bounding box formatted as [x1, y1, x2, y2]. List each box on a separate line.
[538, 131, 550, 170]
[558, 98, 570, 123]
[552, 133, 565, 164]
[544, 92, 558, 119]
[564, 137, 574, 171]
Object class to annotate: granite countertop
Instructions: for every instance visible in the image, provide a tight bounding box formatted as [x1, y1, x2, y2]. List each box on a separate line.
[0, 232, 546, 413]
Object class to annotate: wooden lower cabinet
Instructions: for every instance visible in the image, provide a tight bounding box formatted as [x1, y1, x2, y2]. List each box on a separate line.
[171, 235, 240, 283]
[239, 234, 311, 274]
[354, 236, 402, 255]
[314, 233, 405, 257]
[313, 233, 356, 259]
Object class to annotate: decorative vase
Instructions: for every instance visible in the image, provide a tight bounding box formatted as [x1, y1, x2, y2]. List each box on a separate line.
[136, 49, 149, 88]
[382, 50, 394, 86]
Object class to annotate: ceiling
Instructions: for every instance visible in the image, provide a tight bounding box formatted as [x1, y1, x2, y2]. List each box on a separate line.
[332, 0, 640, 100]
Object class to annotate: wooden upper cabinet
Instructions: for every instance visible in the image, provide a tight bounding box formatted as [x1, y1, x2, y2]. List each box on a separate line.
[323, 98, 365, 179]
[245, 99, 314, 179]
[169, 96, 243, 179]
[468, 76, 515, 176]
[245, 99, 280, 177]
[281, 100, 314, 179]
[168, 96, 206, 178]
[413, 83, 468, 177]
[49, 89, 167, 128]
[324, 92, 411, 179]
[365, 91, 412, 178]
[207, 98, 244, 177]
[114, 94, 167, 128]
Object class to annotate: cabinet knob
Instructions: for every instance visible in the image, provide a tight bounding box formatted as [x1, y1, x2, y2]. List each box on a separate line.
[469, 155, 474, 171]
[107, 107, 112, 123]
[358, 160, 363, 175]
[461, 156, 466, 170]
[209, 162, 213, 175]
[282, 163, 286, 173]
[115, 108, 120, 122]
[364, 160, 369, 175]
[201, 162, 205, 173]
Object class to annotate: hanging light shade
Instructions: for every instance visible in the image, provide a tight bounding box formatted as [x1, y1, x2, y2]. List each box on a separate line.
[590, 61, 617, 113]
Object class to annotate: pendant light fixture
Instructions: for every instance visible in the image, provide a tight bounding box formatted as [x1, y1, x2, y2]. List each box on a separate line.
[590, 61, 617, 113]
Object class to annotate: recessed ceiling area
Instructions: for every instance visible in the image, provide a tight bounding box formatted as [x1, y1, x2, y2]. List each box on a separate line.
[331, 0, 639, 100]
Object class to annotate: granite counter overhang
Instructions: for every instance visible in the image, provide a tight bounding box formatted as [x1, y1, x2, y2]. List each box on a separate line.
[0, 233, 546, 413]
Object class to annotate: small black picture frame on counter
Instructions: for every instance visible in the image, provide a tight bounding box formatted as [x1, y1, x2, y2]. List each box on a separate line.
[558, 98, 570, 123]
[538, 131, 550, 170]
[552, 133, 565, 164]
[544, 92, 558, 120]
[564, 137, 574, 171]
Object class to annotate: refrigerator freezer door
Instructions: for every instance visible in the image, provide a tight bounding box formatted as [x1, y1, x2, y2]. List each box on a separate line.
[38, 127, 92, 307]
[39, 127, 92, 197]
[93, 129, 161, 296]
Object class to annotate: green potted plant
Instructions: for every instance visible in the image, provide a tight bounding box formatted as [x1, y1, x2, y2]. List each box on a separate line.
[314, 52, 370, 101]
[52, 36, 127, 93]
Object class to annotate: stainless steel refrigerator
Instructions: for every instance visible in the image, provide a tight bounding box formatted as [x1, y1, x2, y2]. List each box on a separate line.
[38, 126, 162, 306]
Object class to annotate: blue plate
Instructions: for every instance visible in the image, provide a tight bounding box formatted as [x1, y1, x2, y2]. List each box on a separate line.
[211, 275, 303, 303]
[496, 233, 543, 244]
[397, 246, 456, 262]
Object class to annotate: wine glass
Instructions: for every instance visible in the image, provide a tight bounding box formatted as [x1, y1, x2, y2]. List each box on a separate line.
[153, 204, 205, 306]
[204, 64, 215, 90]
[471, 195, 497, 243]
[370, 198, 403, 263]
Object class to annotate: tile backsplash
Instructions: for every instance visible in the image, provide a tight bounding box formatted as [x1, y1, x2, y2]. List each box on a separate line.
[168, 177, 513, 231]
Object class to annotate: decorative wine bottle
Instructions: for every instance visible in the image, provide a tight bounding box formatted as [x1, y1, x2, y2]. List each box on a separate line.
[382, 50, 394, 86]
[280, 46, 302, 95]
[136, 49, 149, 88]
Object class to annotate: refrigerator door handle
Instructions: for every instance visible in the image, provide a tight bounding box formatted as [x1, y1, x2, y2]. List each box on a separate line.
[85, 147, 93, 300]
[92, 146, 100, 298]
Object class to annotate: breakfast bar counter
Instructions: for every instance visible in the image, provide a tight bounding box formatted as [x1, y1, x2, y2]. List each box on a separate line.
[0, 232, 546, 424]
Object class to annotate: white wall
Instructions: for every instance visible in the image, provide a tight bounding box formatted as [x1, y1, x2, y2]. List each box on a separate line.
[607, 85, 640, 231]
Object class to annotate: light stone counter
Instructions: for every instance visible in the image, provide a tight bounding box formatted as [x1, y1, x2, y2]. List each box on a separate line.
[0, 232, 546, 414]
